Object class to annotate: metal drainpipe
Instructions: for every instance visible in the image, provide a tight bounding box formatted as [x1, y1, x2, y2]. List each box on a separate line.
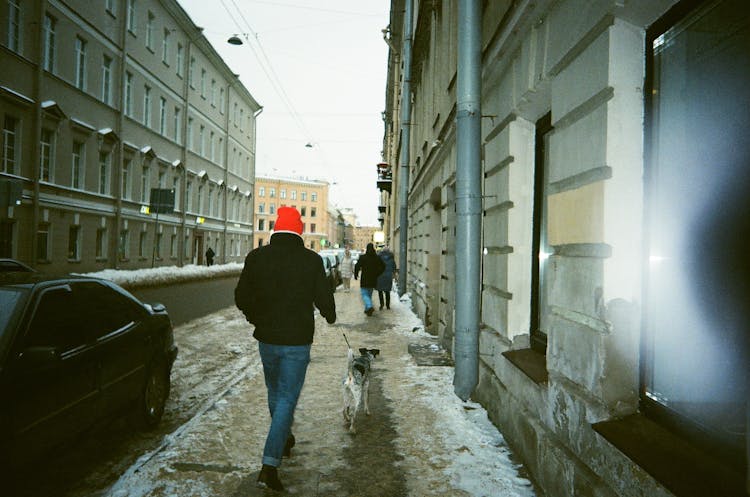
[454, 0, 482, 401]
[397, 0, 413, 297]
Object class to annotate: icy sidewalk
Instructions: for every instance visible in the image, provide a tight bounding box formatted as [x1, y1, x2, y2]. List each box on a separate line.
[107, 289, 535, 497]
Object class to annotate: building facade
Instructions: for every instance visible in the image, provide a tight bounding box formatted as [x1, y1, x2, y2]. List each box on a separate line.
[253, 175, 329, 251]
[383, 0, 748, 495]
[0, 0, 260, 272]
[351, 225, 379, 252]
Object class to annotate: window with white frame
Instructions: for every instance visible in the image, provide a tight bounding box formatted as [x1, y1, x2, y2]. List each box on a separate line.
[269, 203, 275, 214]
[280, 189, 286, 199]
[200, 69, 206, 98]
[211, 79, 216, 107]
[208, 186, 214, 216]
[258, 202, 264, 213]
[143, 85, 151, 127]
[37, 223, 50, 260]
[105, 0, 116, 16]
[125, 72, 133, 116]
[122, 159, 132, 199]
[189, 57, 195, 88]
[220, 87, 225, 113]
[301, 191, 307, 201]
[42, 14, 56, 72]
[174, 106, 181, 143]
[75, 36, 87, 90]
[101, 55, 112, 105]
[139, 231, 147, 257]
[159, 97, 166, 135]
[162, 28, 170, 64]
[269, 188, 275, 198]
[146, 11, 155, 50]
[68, 225, 80, 260]
[98, 151, 110, 195]
[311, 192, 317, 201]
[199, 125, 205, 156]
[259, 186, 264, 197]
[172, 176, 180, 211]
[210, 131, 215, 161]
[185, 180, 192, 211]
[187, 117, 193, 150]
[291, 190, 297, 200]
[140, 164, 149, 202]
[2, 116, 19, 175]
[197, 184, 203, 214]
[39, 128, 54, 182]
[71, 141, 85, 189]
[7, 0, 21, 54]
[119, 229, 129, 260]
[127, 0, 136, 33]
[96, 227, 107, 259]
[176, 43, 184, 77]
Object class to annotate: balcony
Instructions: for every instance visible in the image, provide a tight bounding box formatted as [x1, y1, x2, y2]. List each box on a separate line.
[376, 162, 392, 193]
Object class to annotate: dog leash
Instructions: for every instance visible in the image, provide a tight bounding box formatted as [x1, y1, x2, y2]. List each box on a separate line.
[342, 333, 352, 350]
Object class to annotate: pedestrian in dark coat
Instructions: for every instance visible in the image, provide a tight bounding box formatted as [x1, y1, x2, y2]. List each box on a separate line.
[234, 206, 336, 491]
[354, 242, 385, 316]
[376, 247, 396, 310]
[205, 246, 215, 266]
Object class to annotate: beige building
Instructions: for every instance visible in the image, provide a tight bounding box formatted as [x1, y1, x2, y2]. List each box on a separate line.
[253, 176, 330, 251]
[351, 225, 379, 252]
[384, 0, 747, 495]
[0, 0, 259, 272]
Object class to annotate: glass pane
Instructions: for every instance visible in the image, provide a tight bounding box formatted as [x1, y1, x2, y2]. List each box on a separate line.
[645, 0, 748, 451]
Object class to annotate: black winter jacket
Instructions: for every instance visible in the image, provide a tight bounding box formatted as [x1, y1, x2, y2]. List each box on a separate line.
[234, 233, 336, 345]
[354, 249, 385, 289]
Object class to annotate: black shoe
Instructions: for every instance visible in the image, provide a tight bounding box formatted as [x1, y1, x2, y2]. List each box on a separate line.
[379, 305, 384, 310]
[386, 305, 390, 309]
[283, 434, 295, 457]
[365, 308, 374, 316]
[257, 464, 284, 492]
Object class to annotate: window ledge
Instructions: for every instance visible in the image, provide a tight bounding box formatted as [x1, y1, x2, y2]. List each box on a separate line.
[592, 414, 745, 497]
[502, 348, 548, 385]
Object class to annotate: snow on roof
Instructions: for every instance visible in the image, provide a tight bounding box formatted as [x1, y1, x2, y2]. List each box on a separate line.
[1, 86, 34, 104]
[197, 170, 208, 179]
[70, 118, 96, 131]
[41, 100, 56, 108]
[171, 159, 183, 168]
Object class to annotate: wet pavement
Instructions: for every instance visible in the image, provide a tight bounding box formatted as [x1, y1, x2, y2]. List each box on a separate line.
[103, 287, 536, 497]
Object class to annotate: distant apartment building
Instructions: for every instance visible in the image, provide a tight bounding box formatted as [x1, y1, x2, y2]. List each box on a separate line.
[0, 0, 260, 272]
[253, 176, 330, 251]
[351, 225, 379, 252]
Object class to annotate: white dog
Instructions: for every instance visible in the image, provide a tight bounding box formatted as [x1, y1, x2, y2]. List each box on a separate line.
[342, 347, 380, 434]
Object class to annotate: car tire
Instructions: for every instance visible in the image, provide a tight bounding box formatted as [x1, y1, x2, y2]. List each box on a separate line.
[139, 359, 170, 429]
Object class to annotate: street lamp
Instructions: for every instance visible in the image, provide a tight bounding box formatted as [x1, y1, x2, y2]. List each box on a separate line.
[227, 34, 244, 45]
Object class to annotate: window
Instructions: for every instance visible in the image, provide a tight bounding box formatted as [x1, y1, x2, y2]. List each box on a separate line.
[269, 188, 275, 198]
[185, 180, 192, 211]
[219, 88, 225, 113]
[280, 189, 286, 199]
[258, 186, 265, 197]
[269, 220, 275, 231]
[301, 191, 307, 201]
[124, 72, 133, 116]
[154, 232, 161, 258]
[176, 43, 184, 77]
[140, 165, 149, 202]
[2, 116, 19, 174]
[291, 190, 297, 200]
[311, 207, 316, 217]
[189, 57, 195, 88]
[269, 203, 275, 214]
[210, 79, 216, 106]
[159, 97, 166, 135]
[233, 103, 238, 124]
[530, 113, 552, 354]
[199, 125, 205, 155]
[311, 192, 317, 201]
[98, 151, 110, 194]
[257, 238, 263, 247]
[218, 137, 223, 163]
[126, 0, 136, 33]
[643, 0, 749, 467]
[300, 206, 306, 216]
[174, 107, 181, 143]
[172, 176, 180, 211]
[258, 202, 264, 213]
[310, 223, 316, 233]
[187, 117, 193, 150]
[105, 0, 116, 15]
[42, 14, 56, 72]
[146, 11, 155, 50]
[170, 233, 177, 257]
[143, 85, 151, 127]
[200, 69, 206, 98]
[102, 55, 113, 104]
[239, 109, 244, 130]
[197, 184, 203, 214]
[68, 225, 80, 260]
[139, 231, 147, 257]
[207, 186, 214, 216]
[71, 141, 84, 189]
[258, 219, 265, 231]
[7, 0, 21, 53]
[75, 37, 86, 90]
[162, 28, 170, 64]
[119, 229, 129, 260]
[122, 159, 132, 199]
[36, 223, 49, 261]
[96, 228, 107, 259]
[39, 129, 53, 182]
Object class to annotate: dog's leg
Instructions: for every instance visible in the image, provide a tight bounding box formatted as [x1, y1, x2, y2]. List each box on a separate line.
[349, 385, 361, 434]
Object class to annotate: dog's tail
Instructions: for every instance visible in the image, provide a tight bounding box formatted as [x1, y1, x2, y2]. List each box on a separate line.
[346, 347, 356, 384]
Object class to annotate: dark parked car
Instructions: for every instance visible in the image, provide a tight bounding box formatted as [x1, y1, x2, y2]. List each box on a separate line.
[0, 258, 35, 272]
[0, 272, 178, 467]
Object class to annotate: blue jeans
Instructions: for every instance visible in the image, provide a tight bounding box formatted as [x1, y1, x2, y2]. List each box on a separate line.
[360, 287, 374, 311]
[258, 342, 311, 467]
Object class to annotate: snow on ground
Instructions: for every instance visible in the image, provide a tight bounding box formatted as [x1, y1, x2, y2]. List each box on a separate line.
[79, 262, 243, 289]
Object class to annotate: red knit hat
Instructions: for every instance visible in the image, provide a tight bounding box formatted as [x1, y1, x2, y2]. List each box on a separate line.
[274, 206, 303, 236]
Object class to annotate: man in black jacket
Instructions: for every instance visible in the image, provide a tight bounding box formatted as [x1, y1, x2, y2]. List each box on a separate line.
[354, 242, 385, 316]
[235, 206, 336, 491]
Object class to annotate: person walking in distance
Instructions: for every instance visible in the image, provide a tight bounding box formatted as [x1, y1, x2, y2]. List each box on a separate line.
[205, 246, 215, 266]
[376, 246, 396, 310]
[234, 206, 336, 491]
[354, 243, 385, 316]
[339, 248, 354, 291]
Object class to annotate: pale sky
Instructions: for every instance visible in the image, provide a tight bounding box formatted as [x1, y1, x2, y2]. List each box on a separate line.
[178, 0, 391, 226]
